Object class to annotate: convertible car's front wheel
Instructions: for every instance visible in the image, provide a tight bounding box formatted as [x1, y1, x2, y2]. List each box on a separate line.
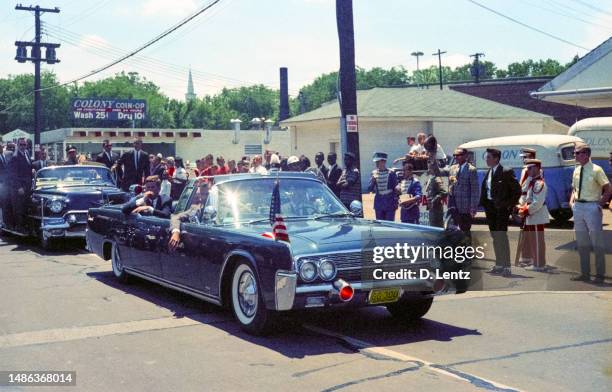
[231, 261, 273, 335]
[386, 297, 433, 323]
[111, 242, 130, 284]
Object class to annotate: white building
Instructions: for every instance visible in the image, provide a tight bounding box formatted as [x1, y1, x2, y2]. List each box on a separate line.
[281, 87, 552, 189]
[532, 37, 612, 108]
[39, 127, 291, 164]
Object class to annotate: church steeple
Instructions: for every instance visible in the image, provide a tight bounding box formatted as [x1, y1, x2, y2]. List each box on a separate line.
[185, 68, 196, 101]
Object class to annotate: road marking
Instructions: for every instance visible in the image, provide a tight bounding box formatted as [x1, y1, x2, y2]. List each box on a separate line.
[303, 324, 522, 392]
[0, 314, 228, 349]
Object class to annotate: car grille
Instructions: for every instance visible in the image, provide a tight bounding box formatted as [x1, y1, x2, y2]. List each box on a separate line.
[65, 212, 88, 224]
[296, 251, 429, 283]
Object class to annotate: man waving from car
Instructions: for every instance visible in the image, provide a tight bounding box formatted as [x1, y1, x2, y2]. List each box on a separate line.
[122, 175, 172, 219]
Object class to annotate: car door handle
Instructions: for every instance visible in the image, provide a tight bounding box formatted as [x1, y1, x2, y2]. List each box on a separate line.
[145, 234, 157, 241]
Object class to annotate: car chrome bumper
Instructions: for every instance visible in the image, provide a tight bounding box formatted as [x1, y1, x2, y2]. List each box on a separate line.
[41, 223, 86, 238]
[275, 270, 297, 311]
[291, 278, 459, 309]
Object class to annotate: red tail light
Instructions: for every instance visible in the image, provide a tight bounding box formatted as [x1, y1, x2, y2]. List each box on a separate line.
[333, 279, 354, 302]
[339, 286, 354, 301]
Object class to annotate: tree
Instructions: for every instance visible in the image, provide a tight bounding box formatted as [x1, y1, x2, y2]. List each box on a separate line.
[0, 71, 71, 133]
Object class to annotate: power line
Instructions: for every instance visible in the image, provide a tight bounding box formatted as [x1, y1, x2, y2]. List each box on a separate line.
[518, 0, 612, 32]
[36, 0, 224, 92]
[466, 0, 590, 51]
[572, 0, 612, 18]
[44, 23, 275, 88]
[43, 23, 299, 95]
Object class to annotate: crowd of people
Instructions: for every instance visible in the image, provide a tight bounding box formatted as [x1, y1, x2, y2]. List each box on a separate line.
[1, 132, 611, 283]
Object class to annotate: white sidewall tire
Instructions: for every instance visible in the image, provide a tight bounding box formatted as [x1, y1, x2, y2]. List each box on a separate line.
[231, 263, 258, 326]
[111, 242, 128, 282]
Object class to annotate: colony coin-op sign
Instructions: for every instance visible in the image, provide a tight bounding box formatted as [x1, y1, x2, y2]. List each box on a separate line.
[71, 98, 147, 121]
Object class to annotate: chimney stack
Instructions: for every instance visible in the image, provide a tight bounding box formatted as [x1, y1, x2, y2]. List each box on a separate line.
[279, 67, 289, 121]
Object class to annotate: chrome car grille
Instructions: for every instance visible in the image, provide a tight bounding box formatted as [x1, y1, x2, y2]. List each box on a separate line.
[296, 251, 429, 283]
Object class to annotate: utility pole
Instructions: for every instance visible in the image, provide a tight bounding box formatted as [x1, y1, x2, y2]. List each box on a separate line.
[432, 49, 446, 90]
[470, 52, 485, 83]
[14, 4, 61, 150]
[336, 0, 360, 175]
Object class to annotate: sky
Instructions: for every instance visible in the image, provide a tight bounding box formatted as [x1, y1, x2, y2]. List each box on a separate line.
[0, 0, 611, 100]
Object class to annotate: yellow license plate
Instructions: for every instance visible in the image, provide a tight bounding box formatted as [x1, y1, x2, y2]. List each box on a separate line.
[368, 288, 400, 304]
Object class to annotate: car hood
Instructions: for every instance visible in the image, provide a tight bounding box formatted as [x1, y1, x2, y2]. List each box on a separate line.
[35, 185, 127, 209]
[243, 218, 449, 257]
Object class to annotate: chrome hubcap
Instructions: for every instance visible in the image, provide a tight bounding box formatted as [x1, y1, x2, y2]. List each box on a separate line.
[237, 271, 257, 317]
[112, 245, 123, 273]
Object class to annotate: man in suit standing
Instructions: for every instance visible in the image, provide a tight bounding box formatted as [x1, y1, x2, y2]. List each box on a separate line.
[148, 154, 165, 177]
[96, 140, 119, 169]
[0, 143, 10, 228]
[118, 138, 149, 192]
[314, 152, 329, 180]
[438, 148, 480, 234]
[326, 152, 342, 196]
[32, 149, 51, 172]
[8, 138, 34, 231]
[480, 148, 521, 277]
[122, 175, 172, 219]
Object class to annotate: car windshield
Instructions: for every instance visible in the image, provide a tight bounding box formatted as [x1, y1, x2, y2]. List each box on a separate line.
[212, 178, 348, 224]
[36, 166, 115, 188]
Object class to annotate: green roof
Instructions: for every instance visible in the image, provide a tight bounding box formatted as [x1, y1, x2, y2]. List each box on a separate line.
[282, 87, 550, 124]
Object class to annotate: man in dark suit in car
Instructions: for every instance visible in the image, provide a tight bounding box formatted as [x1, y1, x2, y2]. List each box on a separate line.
[168, 180, 211, 250]
[122, 175, 172, 219]
[118, 138, 149, 192]
[480, 148, 521, 277]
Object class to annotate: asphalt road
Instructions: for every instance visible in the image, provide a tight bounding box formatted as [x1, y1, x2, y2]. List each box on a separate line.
[0, 231, 610, 392]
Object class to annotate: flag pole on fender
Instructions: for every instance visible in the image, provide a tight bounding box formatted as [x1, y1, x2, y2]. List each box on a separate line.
[269, 175, 289, 242]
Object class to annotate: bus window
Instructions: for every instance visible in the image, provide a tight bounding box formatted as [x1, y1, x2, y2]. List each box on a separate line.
[560, 145, 575, 161]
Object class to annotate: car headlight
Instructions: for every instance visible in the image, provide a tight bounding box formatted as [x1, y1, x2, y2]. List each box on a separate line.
[48, 198, 65, 214]
[299, 259, 317, 282]
[318, 259, 336, 281]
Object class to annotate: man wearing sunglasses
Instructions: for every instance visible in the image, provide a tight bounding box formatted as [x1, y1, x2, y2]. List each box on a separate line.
[570, 142, 611, 284]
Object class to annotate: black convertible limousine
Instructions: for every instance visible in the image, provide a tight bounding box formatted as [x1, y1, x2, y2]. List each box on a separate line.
[86, 173, 470, 334]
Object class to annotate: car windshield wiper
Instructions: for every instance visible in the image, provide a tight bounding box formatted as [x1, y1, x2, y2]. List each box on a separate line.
[313, 212, 355, 220]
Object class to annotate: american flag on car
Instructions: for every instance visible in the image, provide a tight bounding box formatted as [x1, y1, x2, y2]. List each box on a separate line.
[269, 179, 289, 242]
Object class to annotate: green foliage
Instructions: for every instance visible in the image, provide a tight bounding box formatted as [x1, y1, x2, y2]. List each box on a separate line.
[0, 56, 577, 133]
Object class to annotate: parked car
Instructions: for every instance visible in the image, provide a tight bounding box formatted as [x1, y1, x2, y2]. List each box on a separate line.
[86, 173, 469, 335]
[1, 164, 129, 249]
[459, 134, 583, 222]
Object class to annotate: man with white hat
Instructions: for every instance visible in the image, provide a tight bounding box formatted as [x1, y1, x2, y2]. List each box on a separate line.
[516, 159, 549, 271]
[368, 152, 398, 221]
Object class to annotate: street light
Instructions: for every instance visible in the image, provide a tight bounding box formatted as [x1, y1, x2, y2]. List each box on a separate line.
[411, 51, 424, 71]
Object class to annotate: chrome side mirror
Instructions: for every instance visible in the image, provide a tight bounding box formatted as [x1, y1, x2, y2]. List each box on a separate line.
[349, 200, 363, 216]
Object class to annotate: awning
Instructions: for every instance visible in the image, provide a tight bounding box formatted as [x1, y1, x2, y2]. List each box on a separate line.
[530, 87, 612, 108]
